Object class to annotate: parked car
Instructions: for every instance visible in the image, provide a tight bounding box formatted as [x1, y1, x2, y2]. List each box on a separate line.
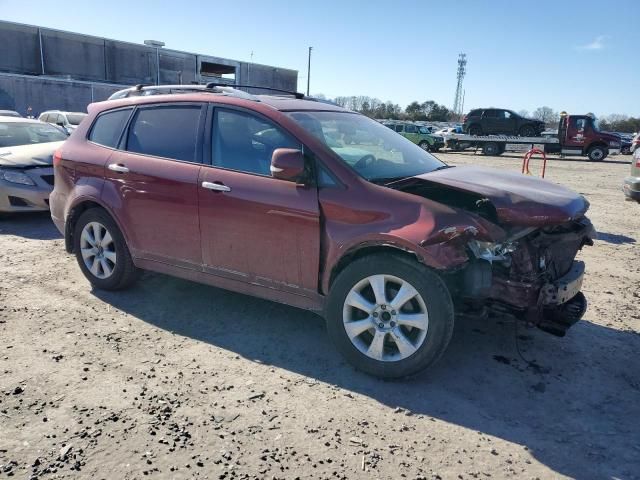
[434, 126, 471, 151]
[383, 121, 444, 151]
[51, 85, 594, 378]
[0, 117, 68, 213]
[0, 110, 22, 118]
[620, 137, 632, 155]
[623, 148, 640, 202]
[463, 108, 545, 137]
[631, 132, 640, 154]
[39, 111, 87, 133]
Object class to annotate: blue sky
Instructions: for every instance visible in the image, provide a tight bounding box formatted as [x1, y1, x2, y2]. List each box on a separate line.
[1, 0, 638, 116]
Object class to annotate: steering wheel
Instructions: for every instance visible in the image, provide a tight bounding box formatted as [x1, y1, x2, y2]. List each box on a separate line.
[353, 154, 376, 170]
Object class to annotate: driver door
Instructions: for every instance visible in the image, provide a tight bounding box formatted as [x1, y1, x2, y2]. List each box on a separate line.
[198, 107, 321, 296]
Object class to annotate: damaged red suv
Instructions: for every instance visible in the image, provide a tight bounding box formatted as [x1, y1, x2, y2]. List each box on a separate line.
[50, 85, 594, 378]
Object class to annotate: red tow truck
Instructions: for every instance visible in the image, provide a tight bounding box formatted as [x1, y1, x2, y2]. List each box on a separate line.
[447, 113, 622, 161]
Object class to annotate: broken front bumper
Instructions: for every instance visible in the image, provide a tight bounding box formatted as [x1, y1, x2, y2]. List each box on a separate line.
[488, 260, 586, 314]
[540, 261, 585, 306]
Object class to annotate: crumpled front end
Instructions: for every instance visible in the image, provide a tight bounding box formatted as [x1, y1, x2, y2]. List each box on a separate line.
[449, 217, 595, 336]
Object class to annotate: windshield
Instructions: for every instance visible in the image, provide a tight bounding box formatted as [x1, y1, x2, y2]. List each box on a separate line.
[0, 122, 68, 147]
[66, 113, 87, 125]
[287, 111, 445, 182]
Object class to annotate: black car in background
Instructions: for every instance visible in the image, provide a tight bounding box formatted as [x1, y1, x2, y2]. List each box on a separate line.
[463, 108, 545, 137]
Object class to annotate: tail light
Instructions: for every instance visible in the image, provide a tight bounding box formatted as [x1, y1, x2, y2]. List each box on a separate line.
[462, 115, 467, 123]
[53, 150, 62, 167]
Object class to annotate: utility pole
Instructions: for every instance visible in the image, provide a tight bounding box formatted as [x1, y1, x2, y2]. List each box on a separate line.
[452, 53, 467, 117]
[306, 46, 313, 96]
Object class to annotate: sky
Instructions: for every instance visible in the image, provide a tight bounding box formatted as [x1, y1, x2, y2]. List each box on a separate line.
[1, 0, 638, 117]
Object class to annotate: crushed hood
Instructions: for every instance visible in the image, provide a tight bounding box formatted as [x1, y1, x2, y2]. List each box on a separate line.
[409, 166, 589, 227]
[0, 141, 64, 168]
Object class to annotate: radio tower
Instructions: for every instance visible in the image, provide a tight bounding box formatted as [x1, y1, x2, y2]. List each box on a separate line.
[452, 53, 467, 117]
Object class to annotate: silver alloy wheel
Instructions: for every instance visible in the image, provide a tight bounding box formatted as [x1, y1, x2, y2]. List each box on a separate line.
[80, 221, 117, 279]
[419, 142, 430, 152]
[342, 274, 429, 362]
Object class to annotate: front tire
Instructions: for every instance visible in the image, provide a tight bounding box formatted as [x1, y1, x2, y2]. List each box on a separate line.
[587, 145, 606, 161]
[325, 254, 454, 378]
[73, 208, 139, 290]
[418, 141, 431, 152]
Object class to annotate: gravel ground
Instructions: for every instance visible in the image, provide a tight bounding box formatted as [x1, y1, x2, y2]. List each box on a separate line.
[1, 151, 639, 480]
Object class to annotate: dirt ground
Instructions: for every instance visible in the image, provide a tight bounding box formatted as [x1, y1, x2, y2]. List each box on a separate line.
[1, 151, 639, 480]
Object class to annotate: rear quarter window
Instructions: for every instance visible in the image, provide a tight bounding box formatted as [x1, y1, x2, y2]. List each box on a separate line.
[89, 109, 133, 148]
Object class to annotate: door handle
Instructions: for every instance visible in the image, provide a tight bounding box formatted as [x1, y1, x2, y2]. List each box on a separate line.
[202, 181, 231, 192]
[108, 163, 129, 173]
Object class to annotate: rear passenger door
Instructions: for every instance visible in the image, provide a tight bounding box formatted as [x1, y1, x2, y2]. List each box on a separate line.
[102, 103, 206, 269]
[482, 109, 499, 134]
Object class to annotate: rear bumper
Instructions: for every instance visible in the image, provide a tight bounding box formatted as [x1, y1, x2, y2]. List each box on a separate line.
[0, 167, 54, 213]
[623, 176, 640, 201]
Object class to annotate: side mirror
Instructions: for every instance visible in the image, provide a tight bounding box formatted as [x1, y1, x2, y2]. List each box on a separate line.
[270, 148, 305, 182]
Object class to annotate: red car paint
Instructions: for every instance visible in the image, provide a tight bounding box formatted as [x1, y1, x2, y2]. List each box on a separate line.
[50, 92, 592, 323]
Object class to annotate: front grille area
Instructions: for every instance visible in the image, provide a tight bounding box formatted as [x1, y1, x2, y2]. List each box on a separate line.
[8, 196, 29, 207]
[41, 174, 55, 186]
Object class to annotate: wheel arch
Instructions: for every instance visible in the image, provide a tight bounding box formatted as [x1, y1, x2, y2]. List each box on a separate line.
[586, 141, 608, 152]
[65, 198, 128, 254]
[326, 243, 429, 295]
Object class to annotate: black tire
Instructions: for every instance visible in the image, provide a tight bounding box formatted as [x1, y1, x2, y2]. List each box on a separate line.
[418, 141, 431, 152]
[587, 145, 606, 162]
[468, 124, 483, 136]
[518, 124, 536, 137]
[73, 208, 140, 290]
[325, 253, 454, 378]
[482, 142, 501, 156]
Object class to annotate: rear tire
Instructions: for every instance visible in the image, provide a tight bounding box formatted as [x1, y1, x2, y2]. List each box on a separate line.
[73, 208, 139, 290]
[468, 124, 483, 136]
[482, 142, 501, 156]
[325, 253, 454, 378]
[587, 145, 606, 161]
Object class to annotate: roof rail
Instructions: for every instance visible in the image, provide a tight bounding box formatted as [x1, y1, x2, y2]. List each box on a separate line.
[205, 82, 305, 99]
[107, 84, 259, 101]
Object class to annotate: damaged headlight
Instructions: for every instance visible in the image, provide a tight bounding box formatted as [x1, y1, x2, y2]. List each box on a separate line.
[468, 240, 517, 263]
[0, 169, 36, 186]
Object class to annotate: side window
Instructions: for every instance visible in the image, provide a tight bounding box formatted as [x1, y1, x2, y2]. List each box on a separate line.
[394, 124, 404, 133]
[503, 111, 512, 119]
[212, 109, 301, 176]
[405, 124, 417, 133]
[89, 108, 133, 149]
[127, 105, 203, 162]
[40, 113, 49, 122]
[317, 163, 338, 187]
[574, 118, 586, 131]
[484, 110, 498, 118]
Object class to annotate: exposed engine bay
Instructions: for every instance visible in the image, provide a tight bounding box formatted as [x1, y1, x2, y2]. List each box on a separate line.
[395, 177, 595, 336]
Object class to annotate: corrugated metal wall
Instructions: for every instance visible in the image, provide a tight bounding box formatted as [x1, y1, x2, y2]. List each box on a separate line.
[0, 20, 298, 116]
